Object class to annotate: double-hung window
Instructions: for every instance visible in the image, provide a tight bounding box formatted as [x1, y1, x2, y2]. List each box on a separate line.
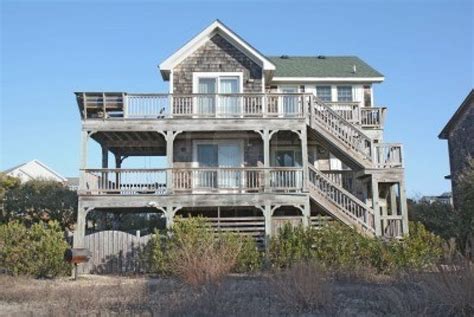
[316, 86, 332, 102]
[337, 86, 353, 102]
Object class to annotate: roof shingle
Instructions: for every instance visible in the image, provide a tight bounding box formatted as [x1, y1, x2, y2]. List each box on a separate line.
[267, 56, 384, 79]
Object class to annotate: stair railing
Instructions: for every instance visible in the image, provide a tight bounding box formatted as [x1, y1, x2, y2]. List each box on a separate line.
[307, 165, 375, 233]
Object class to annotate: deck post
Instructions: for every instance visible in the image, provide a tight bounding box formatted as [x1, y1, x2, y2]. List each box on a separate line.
[165, 131, 182, 194]
[399, 180, 409, 236]
[263, 204, 272, 249]
[300, 128, 308, 192]
[79, 131, 89, 192]
[263, 129, 271, 192]
[73, 204, 92, 249]
[101, 145, 109, 168]
[371, 176, 382, 236]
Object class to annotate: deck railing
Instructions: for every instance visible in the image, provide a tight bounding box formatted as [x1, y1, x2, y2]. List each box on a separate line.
[374, 143, 403, 168]
[308, 165, 375, 234]
[78, 92, 383, 128]
[82, 167, 303, 195]
[78, 93, 311, 119]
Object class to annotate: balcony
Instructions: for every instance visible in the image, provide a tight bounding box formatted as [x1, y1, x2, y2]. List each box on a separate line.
[81, 167, 303, 195]
[323, 101, 386, 129]
[75, 92, 386, 128]
[76, 92, 310, 120]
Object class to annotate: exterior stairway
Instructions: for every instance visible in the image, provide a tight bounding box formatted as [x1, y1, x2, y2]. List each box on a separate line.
[307, 165, 376, 237]
[306, 96, 375, 169]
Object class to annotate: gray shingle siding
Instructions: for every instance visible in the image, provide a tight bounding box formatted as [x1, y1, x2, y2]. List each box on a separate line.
[172, 34, 263, 94]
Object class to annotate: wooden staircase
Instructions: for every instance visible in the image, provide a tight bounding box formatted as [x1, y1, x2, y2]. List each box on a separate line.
[307, 165, 376, 237]
[307, 96, 375, 169]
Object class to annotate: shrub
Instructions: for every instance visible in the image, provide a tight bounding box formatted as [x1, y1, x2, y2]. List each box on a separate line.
[0, 221, 70, 277]
[166, 217, 243, 287]
[268, 221, 443, 275]
[270, 261, 333, 312]
[268, 223, 316, 268]
[391, 222, 444, 271]
[234, 235, 263, 273]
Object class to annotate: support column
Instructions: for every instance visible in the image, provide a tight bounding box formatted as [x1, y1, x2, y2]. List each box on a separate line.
[164, 131, 182, 194]
[101, 145, 109, 168]
[73, 204, 92, 249]
[300, 128, 309, 192]
[165, 206, 181, 230]
[79, 131, 89, 191]
[263, 129, 271, 192]
[399, 180, 409, 236]
[371, 175, 382, 236]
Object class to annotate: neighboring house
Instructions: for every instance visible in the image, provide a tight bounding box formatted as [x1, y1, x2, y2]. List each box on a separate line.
[439, 89, 474, 208]
[421, 192, 453, 205]
[73, 20, 408, 253]
[66, 177, 80, 191]
[3, 159, 68, 183]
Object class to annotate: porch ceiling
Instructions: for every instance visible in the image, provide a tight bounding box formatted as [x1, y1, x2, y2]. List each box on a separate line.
[92, 131, 166, 156]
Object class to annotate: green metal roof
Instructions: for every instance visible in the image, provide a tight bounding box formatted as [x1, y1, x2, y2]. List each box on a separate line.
[267, 56, 384, 79]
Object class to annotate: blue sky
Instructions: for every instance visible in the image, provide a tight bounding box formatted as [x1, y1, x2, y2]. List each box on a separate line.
[1, 0, 473, 197]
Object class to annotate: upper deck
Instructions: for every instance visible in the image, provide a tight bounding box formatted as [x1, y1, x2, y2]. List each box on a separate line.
[75, 92, 386, 130]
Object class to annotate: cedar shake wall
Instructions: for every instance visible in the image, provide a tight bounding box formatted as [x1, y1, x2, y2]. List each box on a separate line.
[447, 100, 474, 207]
[172, 34, 263, 94]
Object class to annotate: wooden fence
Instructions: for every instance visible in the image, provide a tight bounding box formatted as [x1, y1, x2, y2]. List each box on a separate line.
[82, 230, 152, 274]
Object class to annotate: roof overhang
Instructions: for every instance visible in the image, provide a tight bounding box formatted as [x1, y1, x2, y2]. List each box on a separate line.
[439, 89, 474, 139]
[271, 76, 385, 83]
[159, 20, 275, 81]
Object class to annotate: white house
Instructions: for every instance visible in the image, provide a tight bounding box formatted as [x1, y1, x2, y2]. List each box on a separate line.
[3, 159, 68, 183]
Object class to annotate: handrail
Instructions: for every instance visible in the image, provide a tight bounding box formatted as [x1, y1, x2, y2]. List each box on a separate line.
[307, 165, 375, 233]
[310, 95, 374, 162]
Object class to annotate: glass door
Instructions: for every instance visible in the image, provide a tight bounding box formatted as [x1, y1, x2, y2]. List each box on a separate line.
[280, 86, 299, 116]
[218, 77, 240, 116]
[197, 78, 217, 116]
[218, 143, 242, 188]
[196, 144, 218, 188]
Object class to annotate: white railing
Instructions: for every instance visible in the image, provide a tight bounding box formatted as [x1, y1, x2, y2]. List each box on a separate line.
[270, 168, 303, 191]
[173, 168, 264, 191]
[321, 170, 354, 192]
[82, 167, 303, 194]
[311, 96, 374, 162]
[381, 217, 404, 238]
[83, 169, 167, 195]
[79, 93, 310, 119]
[325, 102, 360, 123]
[360, 107, 385, 128]
[308, 165, 375, 233]
[374, 143, 403, 168]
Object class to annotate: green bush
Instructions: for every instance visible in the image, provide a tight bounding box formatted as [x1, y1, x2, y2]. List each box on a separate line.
[269, 224, 316, 268]
[235, 235, 263, 273]
[391, 222, 444, 271]
[269, 221, 443, 274]
[0, 221, 71, 277]
[146, 217, 263, 284]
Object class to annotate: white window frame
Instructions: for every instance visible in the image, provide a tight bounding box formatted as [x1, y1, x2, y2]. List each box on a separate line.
[336, 85, 354, 102]
[192, 72, 244, 94]
[315, 85, 332, 102]
[192, 139, 244, 168]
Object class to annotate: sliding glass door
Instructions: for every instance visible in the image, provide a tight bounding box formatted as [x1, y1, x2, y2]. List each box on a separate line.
[197, 78, 217, 115]
[195, 74, 241, 116]
[196, 142, 242, 189]
[219, 77, 240, 116]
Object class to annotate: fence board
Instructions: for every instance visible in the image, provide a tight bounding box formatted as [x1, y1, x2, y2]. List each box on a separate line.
[83, 230, 151, 274]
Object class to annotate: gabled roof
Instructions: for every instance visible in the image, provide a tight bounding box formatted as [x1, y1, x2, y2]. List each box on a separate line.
[439, 89, 474, 139]
[3, 159, 67, 182]
[268, 56, 384, 82]
[159, 20, 275, 80]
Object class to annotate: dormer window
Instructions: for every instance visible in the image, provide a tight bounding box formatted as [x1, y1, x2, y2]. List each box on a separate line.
[337, 86, 353, 102]
[316, 86, 332, 102]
